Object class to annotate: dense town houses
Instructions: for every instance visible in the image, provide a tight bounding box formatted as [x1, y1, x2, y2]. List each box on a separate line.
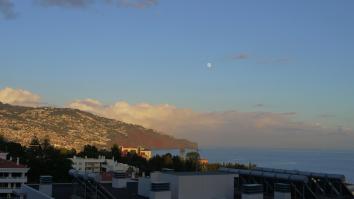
[120, 146, 152, 160]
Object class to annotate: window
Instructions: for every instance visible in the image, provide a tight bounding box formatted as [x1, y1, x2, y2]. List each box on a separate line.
[12, 173, 22, 178]
[0, 173, 9, 178]
[0, 183, 9, 188]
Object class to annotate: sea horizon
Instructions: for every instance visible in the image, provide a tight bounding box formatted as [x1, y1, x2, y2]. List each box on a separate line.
[153, 147, 354, 183]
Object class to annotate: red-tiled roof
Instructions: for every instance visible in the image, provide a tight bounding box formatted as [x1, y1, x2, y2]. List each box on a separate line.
[0, 158, 27, 168]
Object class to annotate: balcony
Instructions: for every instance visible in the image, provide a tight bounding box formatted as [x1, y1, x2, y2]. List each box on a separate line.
[0, 188, 21, 194]
[0, 177, 27, 183]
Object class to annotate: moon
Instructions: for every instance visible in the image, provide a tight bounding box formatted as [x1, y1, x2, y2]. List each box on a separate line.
[207, 62, 213, 69]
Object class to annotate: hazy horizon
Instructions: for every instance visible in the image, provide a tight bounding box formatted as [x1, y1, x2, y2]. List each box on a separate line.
[1, 0, 354, 149]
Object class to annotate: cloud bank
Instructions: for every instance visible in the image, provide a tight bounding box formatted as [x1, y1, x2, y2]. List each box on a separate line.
[69, 99, 354, 148]
[0, 87, 42, 107]
[1, 87, 352, 148]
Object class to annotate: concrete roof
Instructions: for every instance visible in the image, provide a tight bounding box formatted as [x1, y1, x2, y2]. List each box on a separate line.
[161, 171, 236, 176]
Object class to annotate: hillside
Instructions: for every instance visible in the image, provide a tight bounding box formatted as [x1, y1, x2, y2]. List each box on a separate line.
[0, 102, 197, 150]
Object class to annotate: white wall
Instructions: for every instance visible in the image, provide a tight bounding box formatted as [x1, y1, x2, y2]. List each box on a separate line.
[138, 177, 151, 197]
[150, 191, 171, 199]
[138, 172, 237, 199]
[112, 178, 130, 188]
[242, 193, 263, 199]
[154, 173, 179, 199]
[177, 174, 237, 199]
[274, 192, 291, 199]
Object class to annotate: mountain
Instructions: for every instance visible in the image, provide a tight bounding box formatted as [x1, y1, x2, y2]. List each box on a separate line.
[0, 102, 197, 150]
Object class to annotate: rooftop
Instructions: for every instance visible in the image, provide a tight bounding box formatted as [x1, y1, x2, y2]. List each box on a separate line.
[0, 158, 27, 169]
[161, 171, 235, 176]
[29, 183, 139, 199]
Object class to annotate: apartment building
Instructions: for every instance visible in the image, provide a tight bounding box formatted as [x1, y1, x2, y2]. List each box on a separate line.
[70, 156, 135, 173]
[0, 152, 29, 198]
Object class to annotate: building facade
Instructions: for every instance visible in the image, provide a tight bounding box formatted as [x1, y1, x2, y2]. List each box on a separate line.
[70, 156, 135, 173]
[70, 156, 106, 173]
[0, 152, 29, 199]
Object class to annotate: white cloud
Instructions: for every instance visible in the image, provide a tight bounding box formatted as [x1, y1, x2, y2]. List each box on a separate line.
[1, 87, 352, 148]
[68, 99, 354, 148]
[0, 87, 41, 107]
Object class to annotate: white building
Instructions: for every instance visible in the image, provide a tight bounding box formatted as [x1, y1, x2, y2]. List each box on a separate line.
[103, 158, 132, 173]
[70, 156, 106, 173]
[0, 152, 29, 199]
[138, 171, 238, 199]
[70, 156, 135, 173]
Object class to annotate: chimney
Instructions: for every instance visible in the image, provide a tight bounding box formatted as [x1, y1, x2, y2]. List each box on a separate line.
[150, 182, 171, 199]
[112, 171, 129, 189]
[39, 176, 53, 197]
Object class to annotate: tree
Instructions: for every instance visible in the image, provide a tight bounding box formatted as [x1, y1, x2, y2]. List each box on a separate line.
[172, 156, 184, 171]
[186, 151, 200, 162]
[185, 151, 200, 171]
[78, 145, 99, 158]
[162, 153, 173, 168]
[110, 144, 121, 161]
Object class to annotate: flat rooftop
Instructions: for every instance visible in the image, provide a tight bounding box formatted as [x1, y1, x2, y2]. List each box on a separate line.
[29, 183, 139, 199]
[161, 171, 235, 176]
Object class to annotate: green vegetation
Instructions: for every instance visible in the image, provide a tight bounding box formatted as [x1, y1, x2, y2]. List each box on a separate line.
[0, 136, 254, 183]
[0, 136, 74, 183]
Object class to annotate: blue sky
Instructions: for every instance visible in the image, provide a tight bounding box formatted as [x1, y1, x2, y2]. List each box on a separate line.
[1, 0, 354, 145]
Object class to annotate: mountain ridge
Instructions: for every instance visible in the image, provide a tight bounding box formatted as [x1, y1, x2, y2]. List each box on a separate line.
[0, 102, 197, 150]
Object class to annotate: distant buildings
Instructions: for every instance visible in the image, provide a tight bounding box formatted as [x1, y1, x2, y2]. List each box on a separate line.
[70, 155, 135, 174]
[120, 146, 152, 159]
[198, 158, 208, 165]
[1, 148, 354, 199]
[0, 152, 29, 199]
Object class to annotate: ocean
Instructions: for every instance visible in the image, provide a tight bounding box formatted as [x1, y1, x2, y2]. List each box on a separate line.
[153, 147, 354, 183]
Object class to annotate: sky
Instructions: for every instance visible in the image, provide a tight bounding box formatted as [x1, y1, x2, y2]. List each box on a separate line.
[1, 0, 354, 148]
